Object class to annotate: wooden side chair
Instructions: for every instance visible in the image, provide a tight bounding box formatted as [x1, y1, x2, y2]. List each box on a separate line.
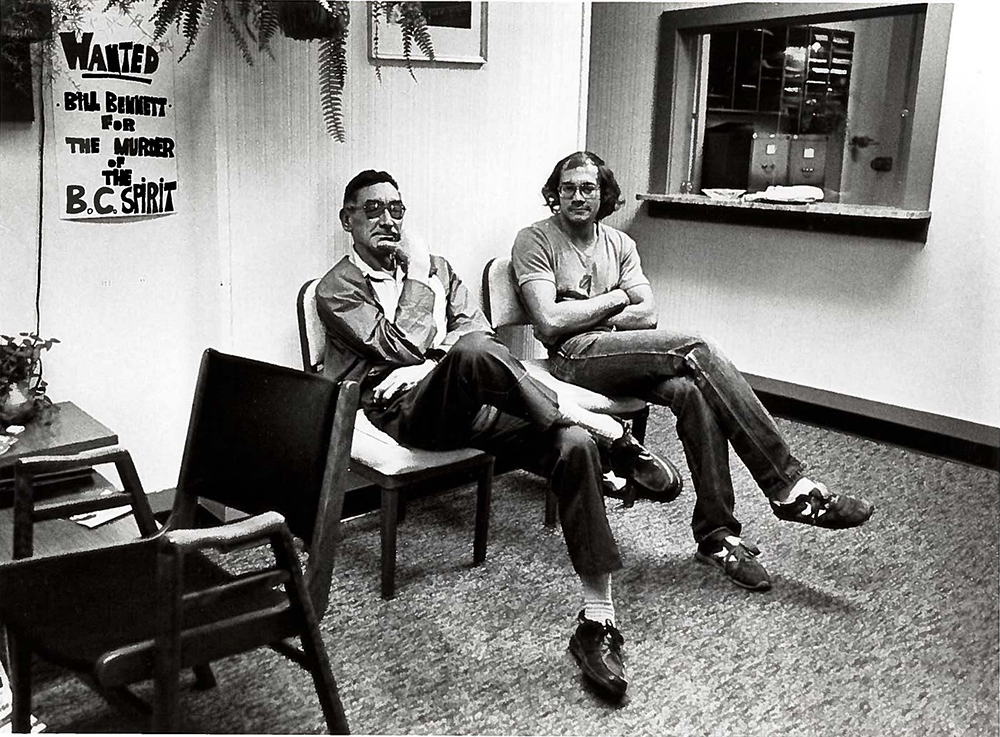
[0, 349, 357, 734]
[482, 256, 652, 525]
[2, 444, 159, 563]
[298, 278, 494, 600]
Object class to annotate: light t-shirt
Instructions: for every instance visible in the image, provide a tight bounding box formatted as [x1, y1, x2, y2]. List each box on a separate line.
[510, 215, 649, 345]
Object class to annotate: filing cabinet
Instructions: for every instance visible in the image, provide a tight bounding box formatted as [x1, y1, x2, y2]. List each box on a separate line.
[749, 133, 791, 191]
[788, 135, 828, 186]
[702, 127, 828, 191]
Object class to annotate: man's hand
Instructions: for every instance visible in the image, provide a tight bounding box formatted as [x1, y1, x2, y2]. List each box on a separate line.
[372, 359, 438, 404]
[378, 227, 432, 279]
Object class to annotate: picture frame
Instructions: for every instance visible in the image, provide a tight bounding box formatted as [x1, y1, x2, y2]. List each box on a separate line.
[369, 2, 488, 67]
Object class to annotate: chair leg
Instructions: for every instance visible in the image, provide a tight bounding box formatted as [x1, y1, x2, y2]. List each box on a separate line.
[152, 665, 181, 731]
[380, 487, 398, 600]
[544, 492, 557, 528]
[193, 664, 217, 690]
[473, 458, 494, 565]
[8, 633, 32, 733]
[95, 684, 153, 721]
[153, 547, 183, 733]
[296, 602, 350, 734]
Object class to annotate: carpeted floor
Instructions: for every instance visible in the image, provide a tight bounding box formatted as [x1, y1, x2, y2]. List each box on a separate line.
[26, 408, 1000, 735]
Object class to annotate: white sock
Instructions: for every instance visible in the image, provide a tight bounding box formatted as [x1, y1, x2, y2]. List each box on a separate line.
[557, 400, 624, 443]
[774, 477, 817, 504]
[710, 535, 743, 558]
[581, 572, 616, 626]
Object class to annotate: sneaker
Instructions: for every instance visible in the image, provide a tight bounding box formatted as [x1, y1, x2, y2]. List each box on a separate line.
[568, 611, 628, 703]
[770, 482, 874, 529]
[609, 432, 683, 503]
[695, 535, 772, 591]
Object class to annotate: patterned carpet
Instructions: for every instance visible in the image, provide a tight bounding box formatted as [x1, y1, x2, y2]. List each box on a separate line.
[26, 408, 1000, 735]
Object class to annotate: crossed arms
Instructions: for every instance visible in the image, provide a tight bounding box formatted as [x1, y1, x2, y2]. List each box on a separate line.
[517, 280, 658, 344]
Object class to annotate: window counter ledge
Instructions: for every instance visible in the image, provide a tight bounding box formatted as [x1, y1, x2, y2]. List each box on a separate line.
[637, 193, 931, 241]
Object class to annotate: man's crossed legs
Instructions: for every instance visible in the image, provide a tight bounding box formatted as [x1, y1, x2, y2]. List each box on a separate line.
[548, 327, 875, 592]
[366, 331, 667, 702]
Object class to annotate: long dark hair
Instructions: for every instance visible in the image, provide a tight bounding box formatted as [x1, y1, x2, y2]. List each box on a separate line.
[541, 151, 624, 221]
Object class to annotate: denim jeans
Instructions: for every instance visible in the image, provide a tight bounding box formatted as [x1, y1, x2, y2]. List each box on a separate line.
[548, 329, 805, 544]
[366, 332, 623, 577]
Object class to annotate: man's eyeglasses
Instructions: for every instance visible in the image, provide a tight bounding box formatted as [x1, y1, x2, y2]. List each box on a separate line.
[347, 199, 407, 219]
[558, 182, 600, 199]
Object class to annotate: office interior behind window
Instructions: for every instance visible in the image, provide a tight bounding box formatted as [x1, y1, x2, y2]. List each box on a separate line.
[687, 10, 924, 207]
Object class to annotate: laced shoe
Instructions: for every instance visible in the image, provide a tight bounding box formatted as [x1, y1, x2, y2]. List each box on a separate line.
[568, 611, 628, 703]
[608, 432, 683, 503]
[771, 482, 874, 529]
[695, 535, 772, 591]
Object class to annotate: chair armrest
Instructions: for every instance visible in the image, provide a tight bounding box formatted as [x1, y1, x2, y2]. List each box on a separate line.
[15, 444, 133, 474]
[161, 511, 287, 553]
[12, 445, 158, 559]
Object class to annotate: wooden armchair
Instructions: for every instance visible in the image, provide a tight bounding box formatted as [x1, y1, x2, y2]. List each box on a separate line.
[298, 278, 494, 599]
[4, 444, 158, 561]
[0, 349, 357, 733]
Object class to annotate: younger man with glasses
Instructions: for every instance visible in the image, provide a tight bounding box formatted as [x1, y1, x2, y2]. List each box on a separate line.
[316, 169, 682, 704]
[511, 150, 875, 671]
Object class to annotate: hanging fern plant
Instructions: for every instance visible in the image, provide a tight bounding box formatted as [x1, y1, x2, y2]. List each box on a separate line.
[104, 0, 435, 142]
[369, 0, 431, 81]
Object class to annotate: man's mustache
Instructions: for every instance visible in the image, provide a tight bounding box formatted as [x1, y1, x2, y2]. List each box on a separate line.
[373, 229, 400, 246]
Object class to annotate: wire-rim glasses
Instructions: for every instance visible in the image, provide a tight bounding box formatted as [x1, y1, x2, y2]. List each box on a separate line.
[558, 183, 600, 199]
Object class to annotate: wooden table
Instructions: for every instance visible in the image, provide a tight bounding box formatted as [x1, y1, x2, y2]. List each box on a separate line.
[0, 401, 144, 562]
[0, 401, 118, 473]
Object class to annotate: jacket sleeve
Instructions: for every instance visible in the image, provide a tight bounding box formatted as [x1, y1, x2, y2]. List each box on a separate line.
[316, 268, 440, 367]
[437, 256, 493, 348]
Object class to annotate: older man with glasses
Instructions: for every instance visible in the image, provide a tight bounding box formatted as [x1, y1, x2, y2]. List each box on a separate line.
[315, 169, 686, 704]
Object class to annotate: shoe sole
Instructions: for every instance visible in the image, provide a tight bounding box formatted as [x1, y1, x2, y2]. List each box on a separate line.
[630, 468, 683, 498]
[633, 481, 682, 503]
[568, 637, 628, 702]
[694, 551, 772, 591]
[772, 504, 876, 529]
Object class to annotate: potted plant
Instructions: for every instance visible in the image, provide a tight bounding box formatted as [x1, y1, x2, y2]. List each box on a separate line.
[0, 332, 60, 426]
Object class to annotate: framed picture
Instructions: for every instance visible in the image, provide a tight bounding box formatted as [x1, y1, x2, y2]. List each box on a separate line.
[369, 2, 488, 66]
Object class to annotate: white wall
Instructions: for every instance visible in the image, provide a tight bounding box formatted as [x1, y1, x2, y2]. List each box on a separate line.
[2, 21, 226, 490]
[218, 2, 590, 368]
[588, 1, 1000, 431]
[1, 2, 589, 491]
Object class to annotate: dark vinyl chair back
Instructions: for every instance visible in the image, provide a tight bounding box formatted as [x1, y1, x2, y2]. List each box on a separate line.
[168, 348, 354, 613]
[175, 350, 336, 543]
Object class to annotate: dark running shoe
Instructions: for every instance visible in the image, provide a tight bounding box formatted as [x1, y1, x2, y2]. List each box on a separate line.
[609, 432, 683, 503]
[569, 611, 628, 703]
[770, 482, 875, 529]
[695, 535, 772, 591]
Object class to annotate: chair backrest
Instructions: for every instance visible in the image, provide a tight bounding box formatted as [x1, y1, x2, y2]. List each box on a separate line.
[172, 350, 357, 584]
[482, 256, 531, 329]
[297, 278, 325, 373]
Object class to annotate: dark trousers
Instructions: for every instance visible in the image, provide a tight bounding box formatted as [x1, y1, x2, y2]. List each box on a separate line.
[365, 331, 623, 577]
[549, 329, 805, 545]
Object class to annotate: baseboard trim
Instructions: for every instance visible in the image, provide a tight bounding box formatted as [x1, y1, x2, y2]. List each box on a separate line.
[745, 373, 1000, 471]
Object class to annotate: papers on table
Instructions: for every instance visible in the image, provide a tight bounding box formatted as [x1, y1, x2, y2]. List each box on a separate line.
[69, 505, 132, 528]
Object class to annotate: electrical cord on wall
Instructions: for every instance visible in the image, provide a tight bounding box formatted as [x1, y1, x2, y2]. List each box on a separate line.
[34, 46, 45, 336]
